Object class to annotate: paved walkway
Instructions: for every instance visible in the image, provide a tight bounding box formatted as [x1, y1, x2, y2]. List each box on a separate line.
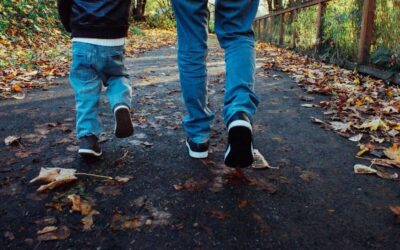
[0, 37, 399, 249]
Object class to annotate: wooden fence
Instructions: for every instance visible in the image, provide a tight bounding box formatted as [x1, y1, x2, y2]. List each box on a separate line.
[253, 0, 400, 84]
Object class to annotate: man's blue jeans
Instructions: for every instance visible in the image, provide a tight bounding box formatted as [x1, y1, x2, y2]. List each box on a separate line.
[171, 0, 260, 144]
[69, 42, 132, 139]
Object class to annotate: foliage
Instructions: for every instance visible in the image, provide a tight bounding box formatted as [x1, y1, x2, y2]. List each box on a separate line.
[146, 14, 175, 29]
[292, 6, 318, 50]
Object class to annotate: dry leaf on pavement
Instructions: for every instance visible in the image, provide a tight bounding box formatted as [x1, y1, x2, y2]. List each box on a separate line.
[37, 225, 70, 241]
[30, 167, 78, 191]
[82, 210, 100, 231]
[4, 136, 21, 146]
[67, 194, 92, 215]
[252, 149, 277, 169]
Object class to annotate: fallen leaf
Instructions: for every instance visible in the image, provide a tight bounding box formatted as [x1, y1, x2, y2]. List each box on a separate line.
[206, 210, 230, 220]
[30, 167, 78, 191]
[354, 164, 377, 174]
[384, 144, 400, 162]
[238, 200, 249, 209]
[252, 213, 269, 234]
[359, 117, 389, 131]
[389, 206, 400, 224]
[4, 136, 21, 146]
[252, 149, 277, 169]
[67, 194, 92, 215]
[173, 178, 208, 192]
[82, 210, 99, 231]
[37, 226, 57, 235]
[349, 134, 363, 142]
[115, 175, 133, 183]
[37, 225, 70, 241]
[330, 121, 352, 132]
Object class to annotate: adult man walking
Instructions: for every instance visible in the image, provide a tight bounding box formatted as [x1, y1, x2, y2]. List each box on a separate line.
[172, 0, 260, 167]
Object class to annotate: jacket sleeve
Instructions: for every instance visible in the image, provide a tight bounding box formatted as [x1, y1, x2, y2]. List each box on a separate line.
[57, 0, 73, 32]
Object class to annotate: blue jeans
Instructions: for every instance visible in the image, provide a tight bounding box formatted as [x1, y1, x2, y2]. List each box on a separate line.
[171, 0, 260, 144]
[69, 42, 132, 139]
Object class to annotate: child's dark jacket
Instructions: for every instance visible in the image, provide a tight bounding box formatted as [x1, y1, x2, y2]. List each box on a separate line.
[57, 0, 132, 39]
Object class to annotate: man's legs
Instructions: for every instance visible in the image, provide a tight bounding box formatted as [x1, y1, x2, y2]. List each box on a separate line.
[171, 0, 215, 146]
[215, 0, 260, 167]
[214, 0, 260, 125]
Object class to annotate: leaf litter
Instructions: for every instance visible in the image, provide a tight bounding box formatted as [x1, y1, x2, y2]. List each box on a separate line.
[256, 42, 400, 181]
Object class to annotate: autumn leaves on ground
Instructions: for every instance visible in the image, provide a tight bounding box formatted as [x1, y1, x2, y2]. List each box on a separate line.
[1, 19, 400, 250]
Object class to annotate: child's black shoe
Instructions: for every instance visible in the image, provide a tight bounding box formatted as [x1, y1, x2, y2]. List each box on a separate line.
[114, 104, 134, 138]
[79, 135, 102, 157]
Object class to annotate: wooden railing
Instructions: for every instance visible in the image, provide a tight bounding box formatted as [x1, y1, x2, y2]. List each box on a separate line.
[253, 0, 399, 84]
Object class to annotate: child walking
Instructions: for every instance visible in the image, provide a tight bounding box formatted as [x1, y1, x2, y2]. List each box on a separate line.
[171, 0, 260, 167]
[57, 0, 134, 157]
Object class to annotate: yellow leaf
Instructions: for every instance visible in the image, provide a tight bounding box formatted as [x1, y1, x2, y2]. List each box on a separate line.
[360, 117, 389, 131]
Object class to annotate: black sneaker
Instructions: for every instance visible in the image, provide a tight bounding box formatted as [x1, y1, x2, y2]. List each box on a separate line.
[114, 104, 134, 138]
[185, 138, 209, 159]
[224, 112, 254, 168]
[79, 135, 102, 157]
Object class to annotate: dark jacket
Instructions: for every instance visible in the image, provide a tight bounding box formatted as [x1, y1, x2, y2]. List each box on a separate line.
[57, 0, 132, 39]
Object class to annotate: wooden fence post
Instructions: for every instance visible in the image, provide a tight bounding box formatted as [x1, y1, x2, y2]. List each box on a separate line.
[263, 17, 268, 41]
[257, 20, 261, 39]
[315, 2, 326, 52]
[291, 10, 297, 48]
[358, 0, 376, 64]
[279, 13, 285, 46]
[270, 16, 274, 42]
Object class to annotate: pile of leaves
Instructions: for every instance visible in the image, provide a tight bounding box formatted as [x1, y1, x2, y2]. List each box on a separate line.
[256, 42, 400, 179]
[0, 3, 176, 99]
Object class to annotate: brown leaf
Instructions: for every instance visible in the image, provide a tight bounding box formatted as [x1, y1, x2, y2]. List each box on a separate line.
[67, 194, 92, 215]
[384, 144, 400, 162]
[111, 213, 144, 230]
[173, 178, 208, 192]
[206, 210, 230, 220]
[389, 206, 400, 224]
[238, 200, 249, 209]
[37, 226, 57, 235]
[30, 167, 78, 191]
[37, 225, 70, 241]
[82, 210, 99, 231]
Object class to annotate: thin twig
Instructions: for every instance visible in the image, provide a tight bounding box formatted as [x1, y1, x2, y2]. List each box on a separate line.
[75, 173, 113, 180]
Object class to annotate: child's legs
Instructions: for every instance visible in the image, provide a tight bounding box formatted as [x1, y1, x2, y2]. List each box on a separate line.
[102, 46, 132, 110]
[171, 0, 214, 143]
[214, 0, 260, 124]
[70, 42, 103, 139]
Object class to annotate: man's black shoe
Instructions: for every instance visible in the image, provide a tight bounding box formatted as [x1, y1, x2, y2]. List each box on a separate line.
[114, 104, 134, 138]
[79, 135, 102, 157]
[224, 112, 254, 168]
[186, 138, 209, 159]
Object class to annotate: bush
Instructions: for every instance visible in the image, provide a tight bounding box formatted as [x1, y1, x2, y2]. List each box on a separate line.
[146, 14, 175, 28]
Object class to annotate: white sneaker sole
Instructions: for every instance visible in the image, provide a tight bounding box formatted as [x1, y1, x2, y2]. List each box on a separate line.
[78, 149, 102, 157]
[185, 141, 208, 159]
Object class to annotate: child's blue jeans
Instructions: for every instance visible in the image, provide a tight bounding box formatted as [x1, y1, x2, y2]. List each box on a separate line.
[171, 0, 260, 144]
[69, 42, 132, 139]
